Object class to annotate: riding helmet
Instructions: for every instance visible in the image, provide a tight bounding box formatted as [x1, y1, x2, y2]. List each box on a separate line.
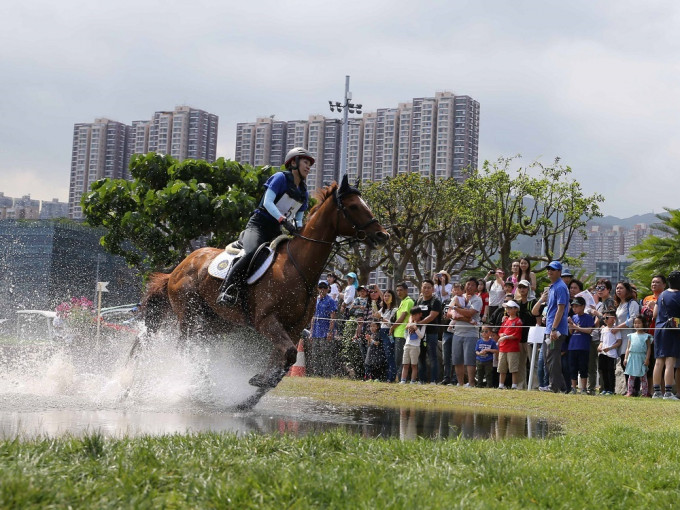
[284, 147, 315, 168]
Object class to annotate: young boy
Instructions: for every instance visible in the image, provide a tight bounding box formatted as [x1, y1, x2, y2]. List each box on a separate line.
[597, 310, 622, 395]
[497, 300, 523, 389]
[567, 296, 596, 394]
[475, 325, 499, 387]
[400, 307, 426, 384]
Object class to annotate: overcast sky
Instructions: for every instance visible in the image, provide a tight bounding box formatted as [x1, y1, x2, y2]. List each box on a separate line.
[2, 0, 678, 218]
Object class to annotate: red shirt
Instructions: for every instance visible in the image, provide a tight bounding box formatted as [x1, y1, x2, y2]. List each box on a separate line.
[498, 316, 522, 353]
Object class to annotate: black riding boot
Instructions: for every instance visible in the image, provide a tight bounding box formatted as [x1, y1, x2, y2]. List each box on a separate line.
[216, 253, 253, 305]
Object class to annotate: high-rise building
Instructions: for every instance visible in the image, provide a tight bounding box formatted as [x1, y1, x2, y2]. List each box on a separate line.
[148, 106, 218, 162]
[234, 91, 480, 192]
[68, 118, 130, 219]
[69, 106, 218, 219]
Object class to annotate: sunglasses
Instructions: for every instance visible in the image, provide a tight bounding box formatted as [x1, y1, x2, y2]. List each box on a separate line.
[595, 286, 605, 291]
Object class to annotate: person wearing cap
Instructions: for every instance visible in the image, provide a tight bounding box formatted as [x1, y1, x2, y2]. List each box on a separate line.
[542, 260, 570, 393]
[588, 278, 615, 394]
[217, 147, 314, 305]
[340, 272, 358, 320]
[567, 296, 596, 394]
[309, 280, 338, 377]
[497, 300, 523, 389]
[516, 279, 537, 389]
[560, 268, 573, 287]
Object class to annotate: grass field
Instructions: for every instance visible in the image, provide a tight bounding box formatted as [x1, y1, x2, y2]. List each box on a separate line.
[2, 377, 680, 508]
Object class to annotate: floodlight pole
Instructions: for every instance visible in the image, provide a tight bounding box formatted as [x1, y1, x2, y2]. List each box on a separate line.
[339, 75, 350, 180]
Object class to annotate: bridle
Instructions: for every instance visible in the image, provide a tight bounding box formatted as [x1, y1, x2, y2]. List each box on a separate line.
[293, 187, 379, 246]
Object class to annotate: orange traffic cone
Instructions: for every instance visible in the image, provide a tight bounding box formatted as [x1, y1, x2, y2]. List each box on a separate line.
[288, 339, 306, 377]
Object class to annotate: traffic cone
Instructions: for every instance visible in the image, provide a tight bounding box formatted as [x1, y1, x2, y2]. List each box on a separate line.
[287, 339, 306, 377]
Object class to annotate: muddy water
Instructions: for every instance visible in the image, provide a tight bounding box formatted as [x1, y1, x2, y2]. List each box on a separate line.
[0, 336, 560, 440]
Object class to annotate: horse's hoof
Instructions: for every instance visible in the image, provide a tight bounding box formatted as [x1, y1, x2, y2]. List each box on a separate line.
[249, 368, 285, 389]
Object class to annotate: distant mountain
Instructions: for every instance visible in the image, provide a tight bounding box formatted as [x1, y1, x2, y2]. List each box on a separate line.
[592, 212, 665, 229]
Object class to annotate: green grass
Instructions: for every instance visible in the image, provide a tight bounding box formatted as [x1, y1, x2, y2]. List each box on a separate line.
[3, 377, 680, 508]
[2, 428, 680, 508]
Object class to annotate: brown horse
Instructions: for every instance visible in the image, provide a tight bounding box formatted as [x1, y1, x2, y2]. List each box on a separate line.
[140, 175, 388, 401]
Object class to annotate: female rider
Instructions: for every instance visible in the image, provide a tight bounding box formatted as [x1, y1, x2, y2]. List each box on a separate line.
[217, 147, 314, 305]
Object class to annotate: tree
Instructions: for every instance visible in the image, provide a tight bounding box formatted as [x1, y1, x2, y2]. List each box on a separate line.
[629, 208, 679, 295]
[82, 153, 275, 273]
[333, 173, 481, 287]
[465, 156, 604, 273]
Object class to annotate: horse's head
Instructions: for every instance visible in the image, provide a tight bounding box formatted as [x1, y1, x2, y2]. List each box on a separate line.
[335, 175, 389, 248]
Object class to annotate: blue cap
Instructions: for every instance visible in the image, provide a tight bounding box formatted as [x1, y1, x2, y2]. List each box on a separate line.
[547, 261, 562, 271]
[561, 268, 573, 277]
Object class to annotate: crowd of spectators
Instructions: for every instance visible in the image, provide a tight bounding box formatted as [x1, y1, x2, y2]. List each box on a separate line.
[304, 263, 680, 400]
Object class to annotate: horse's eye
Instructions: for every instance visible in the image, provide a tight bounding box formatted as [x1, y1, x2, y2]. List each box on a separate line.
[349, 204, 359, 211]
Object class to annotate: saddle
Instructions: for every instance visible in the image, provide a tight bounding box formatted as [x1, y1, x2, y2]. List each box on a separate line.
[208, 234, 290, 285]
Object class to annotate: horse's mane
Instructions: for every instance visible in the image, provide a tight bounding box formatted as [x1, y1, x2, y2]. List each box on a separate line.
[307, 182, 338, 218]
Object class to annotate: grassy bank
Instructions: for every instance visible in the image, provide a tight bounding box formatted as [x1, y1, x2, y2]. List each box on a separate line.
[3, 377, 680, 508]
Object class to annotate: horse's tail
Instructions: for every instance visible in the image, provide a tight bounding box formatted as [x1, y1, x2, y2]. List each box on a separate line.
[142, 273, 171, 333]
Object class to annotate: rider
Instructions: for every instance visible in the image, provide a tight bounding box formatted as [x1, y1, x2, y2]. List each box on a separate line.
[217, 147, 314, 305]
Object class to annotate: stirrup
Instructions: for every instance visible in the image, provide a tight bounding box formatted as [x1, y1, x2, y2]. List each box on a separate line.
[217, 284, 239, 305]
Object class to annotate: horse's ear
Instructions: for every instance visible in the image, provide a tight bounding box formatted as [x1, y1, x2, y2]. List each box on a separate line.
[354, 178, 360, 189]
[339, 174, 350, 194]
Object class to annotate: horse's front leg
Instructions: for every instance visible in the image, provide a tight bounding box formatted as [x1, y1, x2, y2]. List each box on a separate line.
[249, 314, 297, 389]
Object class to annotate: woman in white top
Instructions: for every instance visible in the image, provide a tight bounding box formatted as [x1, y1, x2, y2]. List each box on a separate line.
[327, 272, 341, 302]
[434, 270, 452, 302]
[612, 281, 640, 381]
[518, 258, 537, 301]
[486, 268, 506, 318]
[342, 272, 358, 313]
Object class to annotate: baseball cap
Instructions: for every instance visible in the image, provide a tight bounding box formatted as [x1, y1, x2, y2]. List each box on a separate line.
[502, 300, 520, 308]
[318, 280, 329, 288]
[547, 261, 562, 271]
[570, 296, 586, 307]
[561, 268, 573, 277]
[518, 279, 531, 287]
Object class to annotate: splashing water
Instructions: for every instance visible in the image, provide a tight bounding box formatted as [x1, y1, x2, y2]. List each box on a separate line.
[0, 326, 273, 415]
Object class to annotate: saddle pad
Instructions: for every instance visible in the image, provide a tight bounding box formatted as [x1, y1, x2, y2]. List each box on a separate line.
[207, 245, 276, 284]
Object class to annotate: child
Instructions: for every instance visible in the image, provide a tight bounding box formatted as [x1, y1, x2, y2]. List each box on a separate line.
[497, 300, 523, 389]
[567, 296, 596, 394]
[450, 282, 465, 320]
[598, 311, 622, 395]
[364, 321, 384, 381]
[400, 307, 426, 384]
[624, 316, 652, 397]
[475, 325, 499, 387]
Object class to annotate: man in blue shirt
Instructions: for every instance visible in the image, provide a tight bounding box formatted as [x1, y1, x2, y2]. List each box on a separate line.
[309, 280, 337, 377]
[539, 260, 570, 393]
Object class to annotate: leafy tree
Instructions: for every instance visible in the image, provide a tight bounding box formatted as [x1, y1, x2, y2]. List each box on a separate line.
[333, 173, 481, 287]
[465, 156, 604, 273]
[82, 153, 275, 273]
[629, 208, 679, 295]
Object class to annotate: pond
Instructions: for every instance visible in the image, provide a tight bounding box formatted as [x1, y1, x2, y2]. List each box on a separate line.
[0, 335, 560, 440]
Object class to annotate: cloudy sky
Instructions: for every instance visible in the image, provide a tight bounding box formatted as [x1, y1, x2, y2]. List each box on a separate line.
[2, 0, 678, 217]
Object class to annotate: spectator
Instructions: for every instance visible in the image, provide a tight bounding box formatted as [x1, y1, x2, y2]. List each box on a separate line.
[497, 300, 522, 389]
[375, 289, 398, 382]
[390, 282, 414, 379]
[415, 279, 442, 384]
[309, 281, 338, 377]
[544, 260, 570, 393]
[612, 281, 640, 388]
[475, 325, 498, 387]
[531, 289, 550, 391]
[400, 307, 426, 384]
[477, 278, 489, 321]
[507, 260, 521, 293]
[587, 279, 614, 394]
[352, 286, 370, 360]
[652, 270, 680, 400]
[490, 293, 514, 329]
[516, 279, 537, 389]
[561, 268, 574, 287]
[624, 316, 652, 397]
[640, 274, 666, 395]
[434, 270, 452, 302]
[340, 272, 358, 326]
[450, 277, 483, 387]
[327, 272, 341, 302]
[364, 320, 384, 381]
[567, 296, 595, 394]
[598, 311, 621, 395]
[518, 257, 537, 300]
[486, 269, 506, 318]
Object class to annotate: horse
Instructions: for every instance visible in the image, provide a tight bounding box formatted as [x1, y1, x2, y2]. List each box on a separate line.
[138, 175, 389, 405]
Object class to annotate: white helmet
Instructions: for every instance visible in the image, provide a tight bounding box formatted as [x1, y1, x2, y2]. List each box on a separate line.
[284, 147, 315, 168]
